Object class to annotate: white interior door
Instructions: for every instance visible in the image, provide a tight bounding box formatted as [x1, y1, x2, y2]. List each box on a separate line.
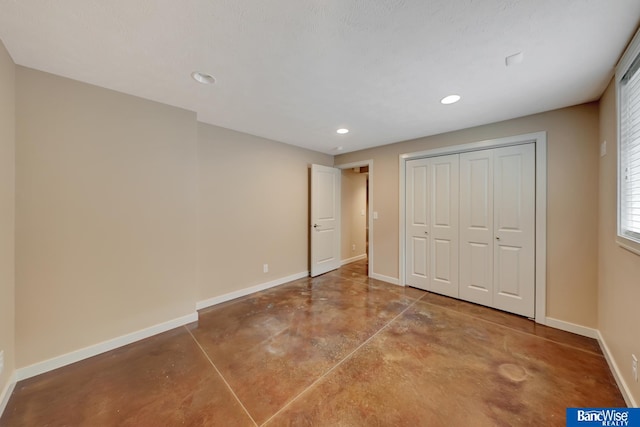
[428, 154, 459, 297]
[459, 150, 494, 306]
[311, 164, 341, 277]
[493, 144, 535, 317]
[405, 158, 430, 290]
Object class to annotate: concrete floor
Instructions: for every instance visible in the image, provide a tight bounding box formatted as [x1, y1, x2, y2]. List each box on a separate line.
[0, 259, 624, 426]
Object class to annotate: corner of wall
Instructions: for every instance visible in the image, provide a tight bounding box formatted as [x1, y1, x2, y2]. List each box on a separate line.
[0, 36, 16, 418]
[0, 372, 17, 418]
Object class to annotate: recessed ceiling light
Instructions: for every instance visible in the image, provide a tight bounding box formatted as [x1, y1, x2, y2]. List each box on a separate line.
[191, 71, 216, 85]
[440, 94, 461, 105]
[336, 128, 349, 134]
[335, 146, 344, 151]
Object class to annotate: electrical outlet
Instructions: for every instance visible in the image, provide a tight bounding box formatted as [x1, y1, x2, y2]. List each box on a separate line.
[352, 244, 356, 251]
[263, 264, 268, 273]
[0, 350, 4, 376]
[633, 354, 638, 382]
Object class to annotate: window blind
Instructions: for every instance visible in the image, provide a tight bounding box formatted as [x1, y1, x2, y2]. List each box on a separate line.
[620, 53, 640, 241]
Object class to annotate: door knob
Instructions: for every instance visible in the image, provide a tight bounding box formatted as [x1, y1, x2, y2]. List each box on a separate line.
[496, 236, 501, 241]
[313, 224, 320, 228]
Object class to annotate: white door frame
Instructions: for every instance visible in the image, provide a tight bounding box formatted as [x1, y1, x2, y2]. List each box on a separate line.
[398, 132, 547, 325]
[335, 160, 374, 279]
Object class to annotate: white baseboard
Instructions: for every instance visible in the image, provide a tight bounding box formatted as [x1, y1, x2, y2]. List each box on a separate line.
[341, 254, 367, 265]
[544, 317, 599, 339]
[0, 371, 17, 418]
[370, 273, 400, 286]
[597, 331, 638, 408]
[543, 319, 637, 406]
[16, 312, 198, 382]
[196, 271, 309, 310]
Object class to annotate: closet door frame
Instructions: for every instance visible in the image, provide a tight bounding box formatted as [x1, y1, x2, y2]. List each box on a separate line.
[398, 131, 547, 325]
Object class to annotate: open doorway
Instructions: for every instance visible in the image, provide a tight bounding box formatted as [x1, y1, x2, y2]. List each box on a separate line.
[341, 167, 368, 263]
[336, 160, 373, 278]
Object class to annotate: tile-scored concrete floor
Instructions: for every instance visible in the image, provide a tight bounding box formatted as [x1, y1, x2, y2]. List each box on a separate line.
[1, 260, 625, 426]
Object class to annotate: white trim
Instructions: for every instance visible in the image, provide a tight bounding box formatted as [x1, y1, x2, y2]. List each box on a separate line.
[398, 132, 547, 325]
[534, 134, 548, 324]
[341, 254, 367, 265]
[615, 25, 640, 256]
[544, 317, 598, 339]
[196, 271, 308, 310]
[334, 160, 374, 279]
[615, 25, 640, 81]
[399, 155, 406, 288]
[0, 371, 17, 418]
[617, 237, 640, 257]
[370, 273, 400, 286]
[399, 131, 545, 160]
[16, 312, 197, 381]
[597, 330, 638, 408]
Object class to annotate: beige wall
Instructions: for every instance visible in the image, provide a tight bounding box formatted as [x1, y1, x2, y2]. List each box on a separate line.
[0, 44, 637, 406]
[0, 41, 15, 394]
[197, 123, 332, 300]
[10, 67, 332, 370]
[598, 79, 640, 404]
[341, 169, 367, 262]
[15, 67, 198, 367]
[4, 41, 634, 404]
[336, 104, 600, 328]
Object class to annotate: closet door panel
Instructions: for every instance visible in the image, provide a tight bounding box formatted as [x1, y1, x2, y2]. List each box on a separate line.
[405, 158, 430, 290]
[459, 150, 494, 306]
[493, 144, 535, 317]
[429, 154, 459, 297]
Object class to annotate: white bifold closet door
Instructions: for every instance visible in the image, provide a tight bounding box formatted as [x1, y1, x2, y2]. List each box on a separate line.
[405, 158, 429, 290]
[405, 154, 459, 297]
[459, 144, 535, 317]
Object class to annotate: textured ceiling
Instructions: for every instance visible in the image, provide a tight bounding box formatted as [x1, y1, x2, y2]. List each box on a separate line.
[1, 0, 639, 154]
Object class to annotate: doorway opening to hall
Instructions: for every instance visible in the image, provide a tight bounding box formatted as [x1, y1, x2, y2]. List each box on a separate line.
[341, 166, 369, 271]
